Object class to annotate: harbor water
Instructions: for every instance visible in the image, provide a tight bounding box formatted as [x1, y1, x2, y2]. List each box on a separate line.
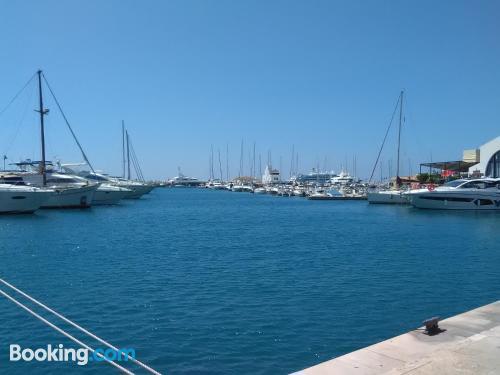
[1, 188, 499, 374]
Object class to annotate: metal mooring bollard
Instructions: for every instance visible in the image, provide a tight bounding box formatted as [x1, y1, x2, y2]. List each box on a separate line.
[423, 317, 440, 334]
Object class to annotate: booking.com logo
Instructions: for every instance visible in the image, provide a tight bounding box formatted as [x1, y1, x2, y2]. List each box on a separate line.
[10, 344, 136, 366]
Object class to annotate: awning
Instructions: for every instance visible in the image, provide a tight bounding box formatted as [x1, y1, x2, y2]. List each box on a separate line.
[419, 160, 477, 172]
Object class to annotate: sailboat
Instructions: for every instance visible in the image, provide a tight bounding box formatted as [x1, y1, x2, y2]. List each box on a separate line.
[368, 90, 409, 204]
[60, 163, 132, 205]
[10, 71, 100, 208]
[117, 123, 155, 199]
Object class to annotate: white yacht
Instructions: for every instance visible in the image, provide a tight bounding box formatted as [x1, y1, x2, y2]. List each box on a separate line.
[330, 171, 354, 185]
[206, 179, 226, 190]
[12, 171, 99, 208]
[111, 178, 154, 199]
[232, 184, 254, 193]
[406, 179, 500, 210]
[367, 189, 409, 204]
[168, 168, 204, 187]
[92, 184, 131, 205]
[253, 187, 267, 194]
[61, 165, 134, 205]
[0, 184, 53, 214]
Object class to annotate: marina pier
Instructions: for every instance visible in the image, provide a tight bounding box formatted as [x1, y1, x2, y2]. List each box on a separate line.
[294, 301, 500, 375]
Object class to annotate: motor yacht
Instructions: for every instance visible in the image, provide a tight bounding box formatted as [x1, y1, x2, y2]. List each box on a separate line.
[406, 179, 500, 210]
[168, 168, 205, 187]
[0, 183, 53, 214]
[11, 169, 100, 208]
[330, 171, 354, 185]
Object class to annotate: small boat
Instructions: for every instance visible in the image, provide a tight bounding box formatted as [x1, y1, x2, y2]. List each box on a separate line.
[206, 179, 226, 190]
[267, 187, 279, 195]
[406, 178, 500, 210]
[308, 192, 336, 200]
[253, 187, 267, 194]
[232, 185, 253, 193]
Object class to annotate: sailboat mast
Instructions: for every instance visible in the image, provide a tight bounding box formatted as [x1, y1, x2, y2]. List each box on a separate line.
[252, 142, 256, 179]
[122, 121, 126, 178]
[396, 90, 404, 182]
[226, 143, 229, 182]
[126, 130, 131, 180]
[218, 149, 223, 181]
[37, 70, 48, 186]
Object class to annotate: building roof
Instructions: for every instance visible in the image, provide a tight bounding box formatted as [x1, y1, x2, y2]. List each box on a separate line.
[420, 160, 477, 172]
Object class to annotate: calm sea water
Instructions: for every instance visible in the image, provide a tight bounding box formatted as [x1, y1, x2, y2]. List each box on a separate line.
[1, 188, 499, 374]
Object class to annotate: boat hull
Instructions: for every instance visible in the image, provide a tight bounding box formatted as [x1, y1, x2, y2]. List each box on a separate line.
[0, 189, 52, 214]
[409, 192, 500, 210]
[42, 185, 98, 208]
[367, 191, 409, 204]
[92, 187, 130, 205]
[122, 184, 154, 199]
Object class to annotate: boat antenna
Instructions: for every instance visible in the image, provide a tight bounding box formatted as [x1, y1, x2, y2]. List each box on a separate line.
[368, 93, 401, 184]
[36, 70, 48, 186]
[41, 73, 95, 174]
[396, 90, 404, 187]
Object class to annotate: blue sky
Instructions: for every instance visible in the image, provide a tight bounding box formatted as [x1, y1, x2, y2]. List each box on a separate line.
[0, 0, 499, 180]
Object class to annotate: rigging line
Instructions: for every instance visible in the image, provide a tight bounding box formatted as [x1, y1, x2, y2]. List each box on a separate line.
[129, 142, 141, 181]
[126, 134, 138, 180]
[132, 144, 144, 181]
[0, 73, 36, 118]
[131, 148, 143, 182]
[368, 95, 401, 184]
[130, 141, 145, 181]
[3, 83, 36, 157]
[0, 287, 134, 375]
[131, 146, 144, 182]
[0, 278, 161, 375]
[40, 73, 95, 174]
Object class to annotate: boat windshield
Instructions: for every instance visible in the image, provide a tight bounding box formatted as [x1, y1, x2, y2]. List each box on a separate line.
[458, 181, 494, 189]
[444, 180, 466, 188]
[86, 174, 108, 181]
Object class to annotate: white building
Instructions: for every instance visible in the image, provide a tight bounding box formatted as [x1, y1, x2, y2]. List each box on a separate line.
[262, 165, 280, 185]
[467, 136, 500, 178]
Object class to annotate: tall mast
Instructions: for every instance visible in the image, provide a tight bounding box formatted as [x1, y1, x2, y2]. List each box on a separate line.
[239, 140, 243, 177]
[36, 70, 48, 186]
[122, 121, 126, 178]
[252, 142, 256, 178]
[218, 149, 223, 181]
[396, 90, 404, 183]
[210, 145, 214, 180]
[126, 130, 131, 180]
[226, 143, 229, 182]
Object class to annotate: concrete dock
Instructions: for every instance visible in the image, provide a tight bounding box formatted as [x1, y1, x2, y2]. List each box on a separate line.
[293, 301, 500, 374]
